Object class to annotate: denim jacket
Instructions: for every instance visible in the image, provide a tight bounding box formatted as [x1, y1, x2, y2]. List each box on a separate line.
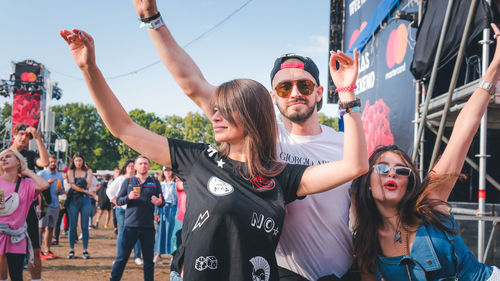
[376, 215, 493, 281]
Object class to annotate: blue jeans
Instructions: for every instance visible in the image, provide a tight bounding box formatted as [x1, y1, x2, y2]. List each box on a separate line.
[68, 196, 92, 249]
[115, 208, 141, 259]
[110, 227, 155, 281]
[170, 271, 182, 281]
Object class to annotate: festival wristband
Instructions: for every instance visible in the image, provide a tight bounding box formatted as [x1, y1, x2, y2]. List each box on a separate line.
[338, 98, 361, 109]
[335, 85, 357, 93]
[339, 106, 361, 117]
[139, 16, 165, 30]
[139, 12, 161, 23]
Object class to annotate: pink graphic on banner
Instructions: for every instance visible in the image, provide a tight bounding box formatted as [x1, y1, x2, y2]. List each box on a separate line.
[361, 98, 394, 156]
[12, 89, 41, 130]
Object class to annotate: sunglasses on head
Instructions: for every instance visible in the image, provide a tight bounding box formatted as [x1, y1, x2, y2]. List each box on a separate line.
[274, 80, 316, 98]
[373, 164, 411, 177]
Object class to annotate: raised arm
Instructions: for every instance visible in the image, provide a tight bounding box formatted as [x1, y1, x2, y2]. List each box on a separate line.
[132, 0, 216, 117]
[21, 169, 49, 192]
[428, 23, 500, 202]
[297, 50, 369, 196]
[26, 127, 49, 168]
[60, 29, 171, 167]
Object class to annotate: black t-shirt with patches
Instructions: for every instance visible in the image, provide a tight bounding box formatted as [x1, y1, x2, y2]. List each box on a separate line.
[168, 139, 307, 281]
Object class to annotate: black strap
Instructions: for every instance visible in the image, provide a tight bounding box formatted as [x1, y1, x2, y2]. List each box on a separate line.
[14, 177, 21, 193]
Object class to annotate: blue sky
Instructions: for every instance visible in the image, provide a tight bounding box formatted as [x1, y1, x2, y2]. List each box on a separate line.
[0, 0, 336, 117]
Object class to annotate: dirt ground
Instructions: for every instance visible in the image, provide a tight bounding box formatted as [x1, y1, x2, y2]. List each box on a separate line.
[24, 225, 172, 281]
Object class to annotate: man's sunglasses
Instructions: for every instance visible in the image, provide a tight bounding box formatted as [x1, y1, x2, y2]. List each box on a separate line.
[373, 164, 412, 177]
[274, 80, 316, 98]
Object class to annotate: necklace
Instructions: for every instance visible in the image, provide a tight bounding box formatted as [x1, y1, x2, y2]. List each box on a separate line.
[393, 229, 402, 243]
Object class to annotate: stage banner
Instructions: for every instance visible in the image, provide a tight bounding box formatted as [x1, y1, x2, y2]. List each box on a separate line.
[344, 0, 417, 156]
[12, 89, 42, 130]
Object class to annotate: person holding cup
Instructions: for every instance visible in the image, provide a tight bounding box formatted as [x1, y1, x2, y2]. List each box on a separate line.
[113, 155, 164, 281]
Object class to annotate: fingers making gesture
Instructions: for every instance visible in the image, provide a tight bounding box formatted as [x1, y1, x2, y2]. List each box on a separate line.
[60, 29, 96, 70]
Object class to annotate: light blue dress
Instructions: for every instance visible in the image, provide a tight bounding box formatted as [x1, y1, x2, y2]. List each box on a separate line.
[154, 180, 177, 254]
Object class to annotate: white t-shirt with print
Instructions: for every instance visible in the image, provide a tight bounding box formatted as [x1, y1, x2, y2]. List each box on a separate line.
[275, 122, 353, 280]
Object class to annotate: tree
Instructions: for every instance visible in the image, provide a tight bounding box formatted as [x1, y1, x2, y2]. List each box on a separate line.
[52, 103, 120, 170]
[318, 113, 339, 131]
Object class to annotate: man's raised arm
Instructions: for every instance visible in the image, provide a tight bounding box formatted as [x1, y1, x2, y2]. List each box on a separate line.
[132, 0, 216, 117]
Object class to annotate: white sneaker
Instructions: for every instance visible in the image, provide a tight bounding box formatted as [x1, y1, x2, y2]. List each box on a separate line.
[153, 255, 163, 264]
[134, 258, 144, 265]
[79, 233, 83, 240]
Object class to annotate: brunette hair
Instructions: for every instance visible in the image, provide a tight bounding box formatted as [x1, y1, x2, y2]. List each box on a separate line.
[159, 167, 175, 182]
[69, 153, 87, 171]
[0, 149, 27, 174]
[213, 79, 284, 178]
[351, 145, 456, 273]
[119, 160, 135, 176]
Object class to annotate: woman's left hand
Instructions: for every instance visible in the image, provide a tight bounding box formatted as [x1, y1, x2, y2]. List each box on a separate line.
[60, 29, 96, 70]
[19, 169, 34, 178]
[329, 49, 358, 89]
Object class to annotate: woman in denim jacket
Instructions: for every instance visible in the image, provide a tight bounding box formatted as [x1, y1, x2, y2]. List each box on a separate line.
[351, 23, 500, 281]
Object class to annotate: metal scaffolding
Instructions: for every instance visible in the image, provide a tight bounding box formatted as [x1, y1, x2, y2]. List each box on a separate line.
[412, 0, 500, 263]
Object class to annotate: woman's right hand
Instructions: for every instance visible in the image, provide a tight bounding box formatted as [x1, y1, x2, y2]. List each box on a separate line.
[60, 29, 96, 70]
[132, 0, 158, 18]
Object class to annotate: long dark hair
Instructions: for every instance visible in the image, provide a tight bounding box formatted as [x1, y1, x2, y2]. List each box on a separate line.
[213, 79, 284, 178]
[351, 145, 455, 273]
[119, 159, 135, 176]
[69, 152, 87, 171]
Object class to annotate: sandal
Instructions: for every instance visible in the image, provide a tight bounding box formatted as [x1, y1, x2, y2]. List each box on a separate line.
[68, 250, 75, 259]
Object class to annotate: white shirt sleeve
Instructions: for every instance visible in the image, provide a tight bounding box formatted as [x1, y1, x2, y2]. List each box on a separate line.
[106, 176, 124, 201]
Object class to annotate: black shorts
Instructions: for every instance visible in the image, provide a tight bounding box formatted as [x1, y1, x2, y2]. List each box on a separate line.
[98, 201, 112, 211]
[26, 205, 40, 249]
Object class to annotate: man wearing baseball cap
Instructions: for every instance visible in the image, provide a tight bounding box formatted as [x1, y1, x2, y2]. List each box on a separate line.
[132, 1, 361, 280]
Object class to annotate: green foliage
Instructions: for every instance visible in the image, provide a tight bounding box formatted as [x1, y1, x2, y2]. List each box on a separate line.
[318, 113, 339, 131]
[52, 103, 215, 171]
[0, 102, 12, 138]
[52, 103, 119, 170]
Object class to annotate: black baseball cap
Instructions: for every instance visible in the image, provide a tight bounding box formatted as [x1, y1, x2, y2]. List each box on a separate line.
[270, 53, 320, 86]
[270, 53, 323, 111]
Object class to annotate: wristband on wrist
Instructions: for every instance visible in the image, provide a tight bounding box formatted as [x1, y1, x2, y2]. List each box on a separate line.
[139, 12, 161, 23]
[335, 85, 357, 93]
[339, 106, 361, 117]
[140, 16, 165, 30]
[338, 98, 361, 109]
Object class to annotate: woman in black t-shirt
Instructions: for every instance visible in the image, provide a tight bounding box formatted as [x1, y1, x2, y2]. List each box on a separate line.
[61, 29, 368, 281]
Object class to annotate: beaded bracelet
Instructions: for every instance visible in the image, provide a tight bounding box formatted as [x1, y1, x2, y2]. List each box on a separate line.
[339, 106, 361, 117]
[335, 85, 357, 93]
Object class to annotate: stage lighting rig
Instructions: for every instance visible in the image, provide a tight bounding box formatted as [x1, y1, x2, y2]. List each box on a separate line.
[52, 83, 62, 100]
[0, 79, 13, 97]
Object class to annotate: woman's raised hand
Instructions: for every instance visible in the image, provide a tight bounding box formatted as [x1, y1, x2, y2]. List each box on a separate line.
[59, 29, 96, 70]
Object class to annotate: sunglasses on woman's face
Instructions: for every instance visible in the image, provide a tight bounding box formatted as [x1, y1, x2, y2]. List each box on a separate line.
[274, 79, 316, 98]
[373, 164, 411, 176]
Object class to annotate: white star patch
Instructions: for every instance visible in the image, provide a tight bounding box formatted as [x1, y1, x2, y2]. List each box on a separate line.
[217, 159, 225, 168]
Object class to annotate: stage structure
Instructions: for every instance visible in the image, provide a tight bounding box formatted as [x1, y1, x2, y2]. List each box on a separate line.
[331, 0, 500, 265]
[0, 60, 62, 150]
